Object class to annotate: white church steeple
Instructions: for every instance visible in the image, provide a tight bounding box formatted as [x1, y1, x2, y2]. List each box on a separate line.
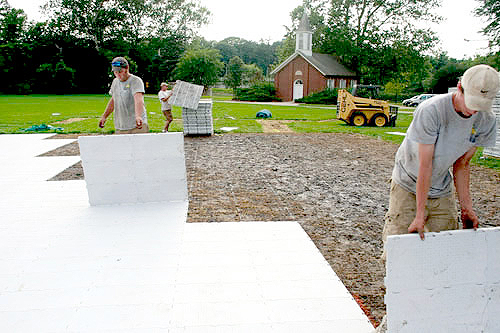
[296, 11, 312, 56]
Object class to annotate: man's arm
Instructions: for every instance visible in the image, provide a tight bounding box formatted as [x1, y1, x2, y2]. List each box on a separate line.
[453, 147, 478, 229]
[99, 97, 114, 128]
[159, 91, 168, 102]
[408, 143, 435, 240]
[161, 91, 172, 102]
[134, 92, 145, 128]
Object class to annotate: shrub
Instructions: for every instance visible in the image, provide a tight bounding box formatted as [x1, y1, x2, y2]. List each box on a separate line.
[234, 82, 280, 102]
[295, 89, 338, 104]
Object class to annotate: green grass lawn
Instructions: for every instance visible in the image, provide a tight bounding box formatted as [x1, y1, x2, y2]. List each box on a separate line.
[0, 94, 338, 134]
[288, 113, 413, 145]
[0, 94, 498, 170]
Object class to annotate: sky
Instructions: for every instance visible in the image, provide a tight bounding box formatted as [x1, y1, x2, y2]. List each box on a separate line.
[8, 0, 491, 60]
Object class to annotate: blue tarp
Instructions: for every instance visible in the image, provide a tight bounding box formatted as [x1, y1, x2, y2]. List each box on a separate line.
[256, 109, 272, 118]
[23, 124, 64, 132]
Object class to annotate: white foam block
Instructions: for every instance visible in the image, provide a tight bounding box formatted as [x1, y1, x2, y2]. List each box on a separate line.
[78, 133, 187, 205]
[169, 80, 204, 109]
[174, 222, 374, 331]
[385, 228, 500, 332]
[1, 134, 375, 332]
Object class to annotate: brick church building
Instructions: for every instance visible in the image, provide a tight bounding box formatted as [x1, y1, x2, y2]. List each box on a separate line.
[271, 13, 358, 102]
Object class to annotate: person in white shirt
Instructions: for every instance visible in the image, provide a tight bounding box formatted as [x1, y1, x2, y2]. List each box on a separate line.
[158, 82, 173, 132]
[99, 57, 148, 134]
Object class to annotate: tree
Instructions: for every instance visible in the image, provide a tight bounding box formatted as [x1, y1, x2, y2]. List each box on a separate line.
[0, 4, 32, 93]
[429, 62, 466, 93]
[275, 36, 295, 63]
[224, 56, 244, 91]
[242, 64, 263, 86]
[174, 48, 224, 88]
[475, 0, 500, 50]
[42, 0, 210, 51]
[277, 1, 327, 62]
[213, 37, 279, 74]
[42, 0, 125, 51]
[318, 0, 442, 84]
[36, 59, 76, 94]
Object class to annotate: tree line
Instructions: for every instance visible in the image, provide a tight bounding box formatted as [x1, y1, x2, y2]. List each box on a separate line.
[0, 0, 278, 94]
[1, 0, 499, 99]
[279, 0, 499, 98]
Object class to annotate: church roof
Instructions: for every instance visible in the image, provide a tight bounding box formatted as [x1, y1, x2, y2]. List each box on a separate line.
[297, 12, 311, 32]
[270, 51, 357, 77]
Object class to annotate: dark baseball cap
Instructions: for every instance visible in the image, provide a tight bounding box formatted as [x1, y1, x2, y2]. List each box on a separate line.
[111, 57, 129, 72]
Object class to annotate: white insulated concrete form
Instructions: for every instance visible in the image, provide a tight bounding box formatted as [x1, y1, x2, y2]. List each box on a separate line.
[0, 133, 374, 332]
[182, 100, 214, 135]
[483, 74, 500, 158]
[385, 228, 500, 332]
[78, 133, 188, 205]
[169, 80, 204, 110]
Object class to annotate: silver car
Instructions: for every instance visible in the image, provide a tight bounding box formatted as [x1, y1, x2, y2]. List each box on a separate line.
[403, 94, 436, 107]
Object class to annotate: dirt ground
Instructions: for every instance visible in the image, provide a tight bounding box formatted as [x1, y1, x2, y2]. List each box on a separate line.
[43, 132, 500, 326]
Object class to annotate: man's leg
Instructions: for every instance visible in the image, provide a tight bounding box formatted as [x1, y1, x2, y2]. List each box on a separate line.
[381, 181, 417, 260]
[425, 195, 459, 232]
[162, 110, 173, 132]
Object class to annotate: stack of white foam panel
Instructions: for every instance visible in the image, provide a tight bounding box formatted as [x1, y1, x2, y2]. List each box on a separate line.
[182, 99, 214, 135]
[169, 80, 204, 110]
[385, 228, 500, 332]
[78, 133, 187, 205]
[484, 73, 500, 158]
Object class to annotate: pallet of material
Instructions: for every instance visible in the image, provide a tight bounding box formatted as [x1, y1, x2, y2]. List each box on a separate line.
[182, 100, 214, 136]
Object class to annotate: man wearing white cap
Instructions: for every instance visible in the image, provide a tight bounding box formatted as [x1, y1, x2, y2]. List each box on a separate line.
[99, 56, 149, 134]
[382, 64, 500, 246]
[158, 82, 173, 132]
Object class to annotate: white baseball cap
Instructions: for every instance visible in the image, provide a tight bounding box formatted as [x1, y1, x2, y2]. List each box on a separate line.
[461, 64, 500, 112]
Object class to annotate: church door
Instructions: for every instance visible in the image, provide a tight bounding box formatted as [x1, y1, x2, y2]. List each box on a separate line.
[293, 79, 304, 101]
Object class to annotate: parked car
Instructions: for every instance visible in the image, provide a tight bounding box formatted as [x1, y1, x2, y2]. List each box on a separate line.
[403, 94, 436, 107]
[402, 95, 420, 106]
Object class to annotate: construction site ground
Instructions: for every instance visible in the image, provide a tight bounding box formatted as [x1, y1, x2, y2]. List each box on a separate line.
[45, 131, 500, 325]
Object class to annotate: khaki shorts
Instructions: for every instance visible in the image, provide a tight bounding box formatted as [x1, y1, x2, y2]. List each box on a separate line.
[115, 123, 149, 134]
[162, 110, 173, 121]
[382, 180, 458, 258]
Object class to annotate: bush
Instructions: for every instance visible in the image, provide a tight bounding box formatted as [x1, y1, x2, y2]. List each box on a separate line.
[377, 91, 402, 103]
[234, 82, 280, 102]
[295, 89, 338, 104]
[379, 91, 421, 103]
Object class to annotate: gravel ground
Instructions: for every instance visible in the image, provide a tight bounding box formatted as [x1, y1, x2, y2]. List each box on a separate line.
[43, 132, 500, 326]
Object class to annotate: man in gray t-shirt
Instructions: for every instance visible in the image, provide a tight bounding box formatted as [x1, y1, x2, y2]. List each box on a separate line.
[99, 57, 148, 134]
[383, 64, 499, 244]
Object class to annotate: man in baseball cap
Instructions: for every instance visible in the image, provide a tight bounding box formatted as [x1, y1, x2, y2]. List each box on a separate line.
[382, 64, 499, 252]
[461, 64, 500, 112]
[158, 82, 174, 132]
[111, 57, 129, 72]
[99, 56, 149, 134]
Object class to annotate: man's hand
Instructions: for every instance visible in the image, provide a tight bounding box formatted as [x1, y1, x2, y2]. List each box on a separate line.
[408, 216, 426, 240]
[135, 115, 143, 128]
[461, 208, 479, 229]
[99, 117, 106, 128]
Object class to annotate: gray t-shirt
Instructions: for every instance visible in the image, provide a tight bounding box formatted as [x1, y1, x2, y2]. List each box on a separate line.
[109, 74, 147, 130]
[392, 93, 497, 198]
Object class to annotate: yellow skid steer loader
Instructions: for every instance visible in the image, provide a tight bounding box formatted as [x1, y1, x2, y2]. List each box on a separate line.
[337, 89, 398, 127]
